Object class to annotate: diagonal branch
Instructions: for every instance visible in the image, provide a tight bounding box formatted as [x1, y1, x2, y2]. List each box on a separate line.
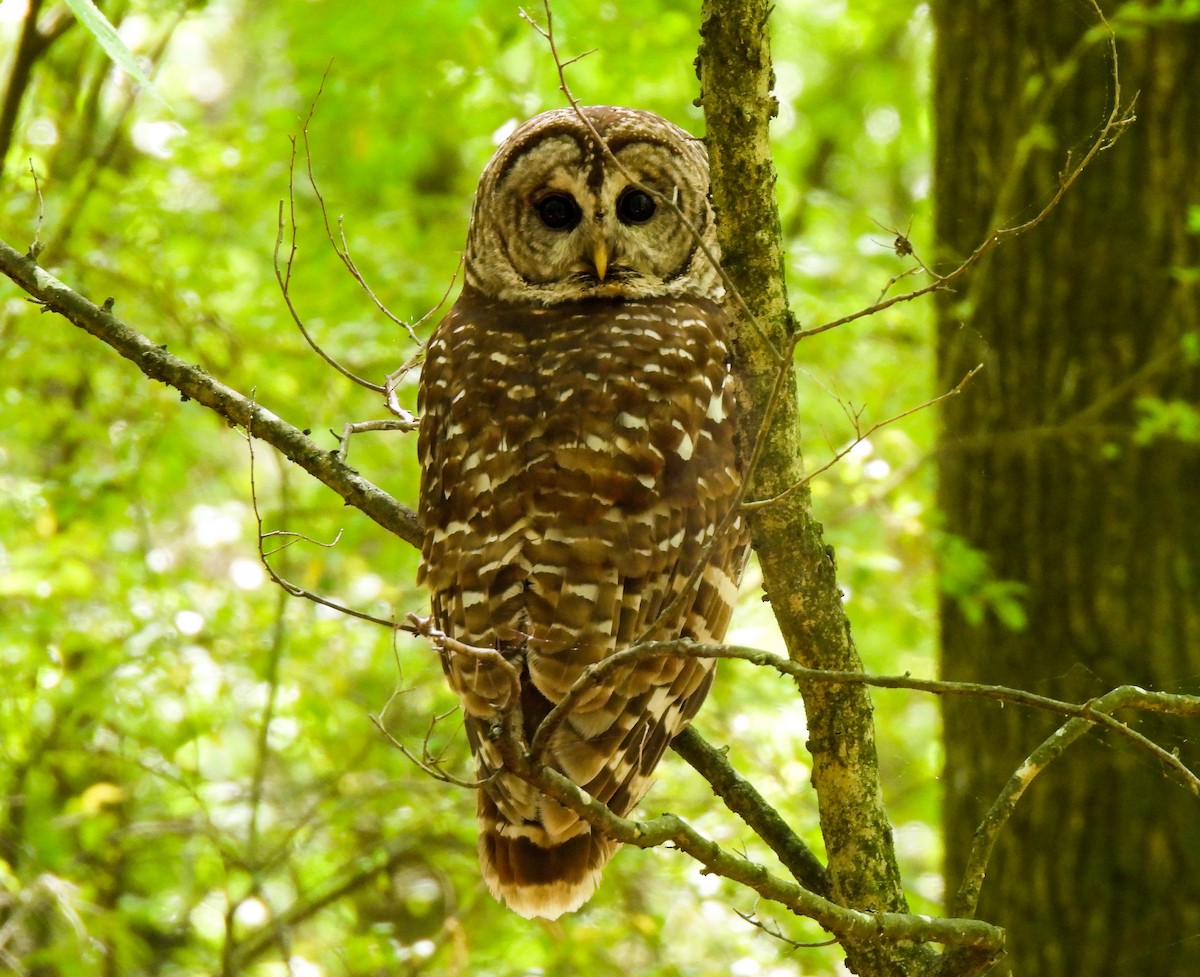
[529, 639, 1200, 798]
[530, 765, 1003, 956]
[0, 239, 422, 548]
[474, 677, 1005, 961]
[950, 685, 1200, 922]
[670, 726, 830, 897]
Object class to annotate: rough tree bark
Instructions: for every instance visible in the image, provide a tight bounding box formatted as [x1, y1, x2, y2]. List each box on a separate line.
[699, 1, 928, 974]
[935, 3, 1200, 975]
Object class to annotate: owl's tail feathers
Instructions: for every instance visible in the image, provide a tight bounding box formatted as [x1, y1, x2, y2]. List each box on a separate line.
[477, 790, 619, 920]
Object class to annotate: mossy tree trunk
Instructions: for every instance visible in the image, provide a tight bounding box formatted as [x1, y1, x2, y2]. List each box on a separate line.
[934, 3, 1200, 974]
[700, 2, 929, 974]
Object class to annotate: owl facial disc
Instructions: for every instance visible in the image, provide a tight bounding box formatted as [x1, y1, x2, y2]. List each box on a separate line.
[462, 106, 724, 306]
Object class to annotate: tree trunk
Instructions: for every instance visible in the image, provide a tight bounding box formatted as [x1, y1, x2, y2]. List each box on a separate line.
[700, 2, 928, 974]
[934, 3, 1200, 975]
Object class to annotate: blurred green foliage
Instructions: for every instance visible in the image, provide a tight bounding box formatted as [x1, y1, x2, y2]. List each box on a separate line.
[0, 1, 939, 973]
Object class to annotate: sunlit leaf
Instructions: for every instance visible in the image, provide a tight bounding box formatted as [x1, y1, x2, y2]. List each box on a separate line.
[61, 0, 169, 106]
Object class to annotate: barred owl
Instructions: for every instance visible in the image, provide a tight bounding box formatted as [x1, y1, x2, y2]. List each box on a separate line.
[417, 106, 748, 919]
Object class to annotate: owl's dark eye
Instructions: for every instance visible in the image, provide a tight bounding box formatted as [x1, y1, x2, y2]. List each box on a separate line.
[617, 188, 656, 225]
[536, 193, 581, 231]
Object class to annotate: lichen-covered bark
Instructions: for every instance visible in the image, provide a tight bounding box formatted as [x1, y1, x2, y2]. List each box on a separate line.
[697, 3, 928, 974]
[935, 4, 1200, 975]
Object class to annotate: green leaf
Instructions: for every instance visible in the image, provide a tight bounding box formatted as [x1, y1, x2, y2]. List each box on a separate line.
[61, 0, 169, 108]
[936, 533, 1029, 631]
[1133, 395, 1200, 445]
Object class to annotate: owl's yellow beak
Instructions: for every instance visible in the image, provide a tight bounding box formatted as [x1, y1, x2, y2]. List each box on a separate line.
[591, 240, 609, 282]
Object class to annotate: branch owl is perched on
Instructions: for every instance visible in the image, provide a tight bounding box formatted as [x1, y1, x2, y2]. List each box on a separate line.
[417, 106, 748, 918]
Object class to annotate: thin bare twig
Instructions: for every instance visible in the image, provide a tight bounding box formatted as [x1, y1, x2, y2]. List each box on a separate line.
[336, 418, 418, 464]
[275, 174, 383, 393]
[370, 704, 488, 790]
[244, 407, 413, 632]
[272, 70, 424, 392]
[950, 685, 1198, 921]
[793, 1, 1135, 349]
[26, 159, 43, 258]
[733, 906, 839, 950]
[300, 66, 423, 346]
[260, 525, 343, 557]
[277, 66, 458, 406]
[744, 364, 984, 511]
[330, 254, 463, 460]
[377, 253, 463, 418]
[286, 70, 471, 466]
[370, 633, 487, 789]
[529, 639, 1200, 797]
[407, 615, 522, 693]
[407, 615, 530, 777]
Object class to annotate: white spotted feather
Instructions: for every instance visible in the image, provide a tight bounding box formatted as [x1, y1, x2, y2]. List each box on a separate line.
[416, 106, 748, 920]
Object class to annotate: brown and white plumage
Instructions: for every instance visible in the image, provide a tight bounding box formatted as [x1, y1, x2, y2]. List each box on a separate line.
[416, 106, 748, 919]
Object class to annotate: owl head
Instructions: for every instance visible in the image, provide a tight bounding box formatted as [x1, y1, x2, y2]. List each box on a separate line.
[462, 106, 723, 307]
